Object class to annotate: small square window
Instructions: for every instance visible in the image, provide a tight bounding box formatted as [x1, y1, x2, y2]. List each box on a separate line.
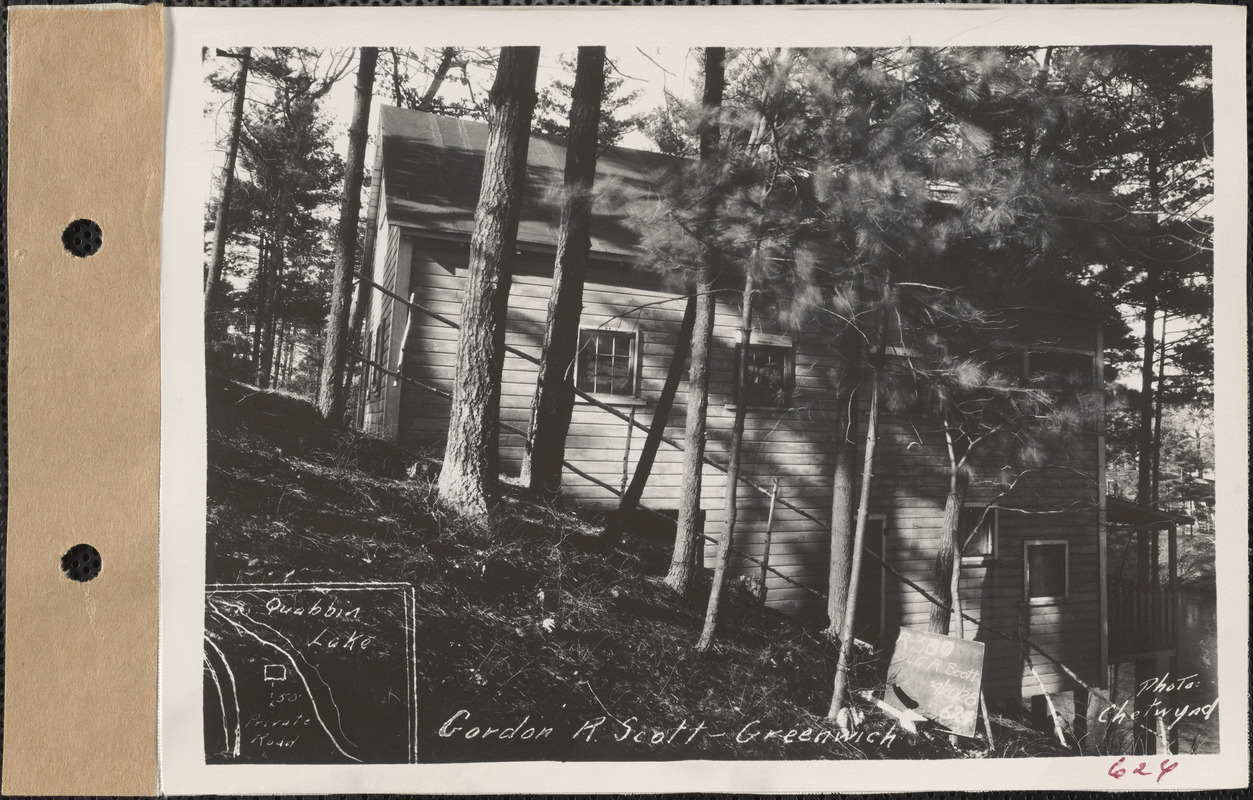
[577, 329, 639, 397]
[1024, 540, 1068, 602]
[732, 342, 794, 408]
[960, 507, 997, 561]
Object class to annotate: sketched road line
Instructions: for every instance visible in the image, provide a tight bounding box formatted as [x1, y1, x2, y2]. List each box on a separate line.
[208, 602, 364, 763]
[203, 634, 242, 757]
[229, 604, 358, 750]
[203, 655, 232, 756]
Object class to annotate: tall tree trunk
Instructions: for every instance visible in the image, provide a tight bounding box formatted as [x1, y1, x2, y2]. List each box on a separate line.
[418, 47, 458, 111]
[1132, 157, 1164, 755]
[283, 320, 296, 385]
[318, 47, 378, 423]
[696, 269, 754, 653]
[609, 294, 697, 534]
[1151, 310, 1167, 503]
[663, 47, 724, 596]
[828, 283, 891, 721]
[695, 48, 793, 649]
[257, 227, 286, 390]
[521, 46, 607, 496]
[271, 318, 285, 389]
[930, 462, 970, 635]
[205, 47, 252, 328]
[390, 48, 404, 106]
[1136, 154, 1160, 586]
[251, 231, 268, 378]
[437, 46, 540, 520]
[825, 327, 863, 637]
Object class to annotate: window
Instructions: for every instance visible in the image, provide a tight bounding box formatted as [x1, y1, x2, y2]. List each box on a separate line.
[854, 516, 888, 643]
[986, 349, 1095, 390]
[960, 506, 997, 562]
[1024, 540, 1068, 602]
[577, 329, 639, 397]
[370, 324, 387, 395]
[1027, 350, 1094, 390]
[731, 341, 794, 408]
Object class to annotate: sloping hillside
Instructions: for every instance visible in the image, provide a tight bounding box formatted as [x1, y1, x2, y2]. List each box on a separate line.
[206, 377, 1060, 762]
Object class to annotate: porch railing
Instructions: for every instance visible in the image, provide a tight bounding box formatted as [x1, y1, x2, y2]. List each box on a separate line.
[1108, 582, 1178, 659]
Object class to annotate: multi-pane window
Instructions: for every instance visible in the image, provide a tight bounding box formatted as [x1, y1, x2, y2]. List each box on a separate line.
[732, 343, 794, 408]
[960, 506, 997, 561]
[577, 330, 638, 397]
[1024, 540, 1069, 602]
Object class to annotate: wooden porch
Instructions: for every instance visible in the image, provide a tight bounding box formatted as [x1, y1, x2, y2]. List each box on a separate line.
[1105, 497, 1193, 662]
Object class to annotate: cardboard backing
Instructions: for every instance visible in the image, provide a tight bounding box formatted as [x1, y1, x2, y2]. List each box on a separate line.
[4, 5, 163, 795]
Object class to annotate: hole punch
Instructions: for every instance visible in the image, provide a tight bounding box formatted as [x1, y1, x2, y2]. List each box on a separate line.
[61, 543, 102, 582]
[62, 219, 103, 258]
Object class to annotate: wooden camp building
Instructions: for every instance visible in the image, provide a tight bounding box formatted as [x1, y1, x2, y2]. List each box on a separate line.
[357, 106, 1115, 716]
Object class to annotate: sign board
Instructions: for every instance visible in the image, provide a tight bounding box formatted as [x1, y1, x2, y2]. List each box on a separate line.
[204, 583, 417, 764]
[884, 628, 985, 737]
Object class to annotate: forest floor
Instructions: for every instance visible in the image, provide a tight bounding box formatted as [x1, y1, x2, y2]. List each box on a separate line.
[206, 376, 1070, 762]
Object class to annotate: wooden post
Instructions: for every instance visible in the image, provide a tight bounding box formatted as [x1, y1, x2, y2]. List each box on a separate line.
[979, 691, 995, 751]
[757, 479, 780, 603]
[1073, 687, 1089, 751]
[1027, 658, 1068, 748]
[619, 408, 636, 496]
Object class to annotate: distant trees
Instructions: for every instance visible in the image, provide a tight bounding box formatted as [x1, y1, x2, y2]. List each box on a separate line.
[437, 47, 541, 520]
[205, 47, 251, 329]
[378, 47, 497, 117]
[1090, 47, 1213, 508]
[534, 52, 644, 147]
[204, 47, 348, 394]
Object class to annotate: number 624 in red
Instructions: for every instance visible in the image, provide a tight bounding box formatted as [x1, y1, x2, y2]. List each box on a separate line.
[1108, 757, 1179, 783]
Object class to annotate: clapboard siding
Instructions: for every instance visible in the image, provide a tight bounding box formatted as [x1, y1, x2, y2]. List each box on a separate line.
[371, 229, 1106, 706]
[874, 385, 1103, 702]
[395, 235, 839, 612]
[360, 194, 398, 436]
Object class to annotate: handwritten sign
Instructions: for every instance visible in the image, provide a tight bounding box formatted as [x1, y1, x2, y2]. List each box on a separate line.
[884, 628, 985, 737]
[204, 582, 417, 764]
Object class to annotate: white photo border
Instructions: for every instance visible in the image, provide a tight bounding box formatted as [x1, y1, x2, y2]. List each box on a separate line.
[159, 5, 1249, 793]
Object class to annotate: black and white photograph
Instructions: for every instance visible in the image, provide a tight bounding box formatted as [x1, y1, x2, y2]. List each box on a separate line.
[158, 5, 1247, 793]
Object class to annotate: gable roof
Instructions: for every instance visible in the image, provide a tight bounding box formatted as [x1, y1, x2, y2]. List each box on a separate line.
[366, 107, 1110, 324]
[375, 105, 685, 258]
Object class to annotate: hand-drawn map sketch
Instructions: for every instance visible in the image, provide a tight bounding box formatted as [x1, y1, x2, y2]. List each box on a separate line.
[158, 5, 1248, 794]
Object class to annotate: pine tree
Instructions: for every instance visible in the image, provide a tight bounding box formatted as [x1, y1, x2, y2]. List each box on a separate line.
[696, 48, 796, 652]
[533, 52, 644, 147]
[318, 47, 377, 422]
[437, 47, 541, 520]
[205, 47, 252, 331]
[208, 47, 346, 390]
[662, 49, 725, 596]
[522, 46, 607, 496]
